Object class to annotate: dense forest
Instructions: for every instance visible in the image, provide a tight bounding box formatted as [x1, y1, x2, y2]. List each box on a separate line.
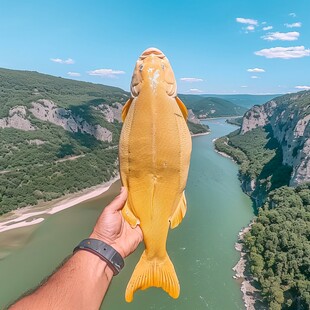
[214, 126, 292, 200]
[244, 184, 310, 309]
[214, 91, 310, 309]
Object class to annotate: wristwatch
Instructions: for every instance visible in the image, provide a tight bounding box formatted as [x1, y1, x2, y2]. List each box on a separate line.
[73, 238, 124, 275]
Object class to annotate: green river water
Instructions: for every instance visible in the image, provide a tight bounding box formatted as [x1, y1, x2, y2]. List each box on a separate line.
[0, 119, 254, 309]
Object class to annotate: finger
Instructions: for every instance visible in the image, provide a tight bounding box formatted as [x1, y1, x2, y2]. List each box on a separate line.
[106, 187, 128, 212]
[135, 226, 143, 243]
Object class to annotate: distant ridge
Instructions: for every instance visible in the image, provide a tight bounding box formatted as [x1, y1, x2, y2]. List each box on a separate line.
[201, 94, 281, 108]
[179, 94, 247, 118]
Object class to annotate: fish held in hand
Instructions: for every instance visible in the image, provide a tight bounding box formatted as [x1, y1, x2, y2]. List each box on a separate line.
[119, 47, 192, 302]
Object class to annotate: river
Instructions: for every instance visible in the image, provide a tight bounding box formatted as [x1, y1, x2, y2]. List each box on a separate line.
[0, 119, 254, 309]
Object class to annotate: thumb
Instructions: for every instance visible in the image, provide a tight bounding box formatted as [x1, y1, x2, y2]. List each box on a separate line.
[106, 187, 128, 212]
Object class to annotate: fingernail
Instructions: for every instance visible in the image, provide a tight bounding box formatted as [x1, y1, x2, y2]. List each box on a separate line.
[120, 187, 125, 193]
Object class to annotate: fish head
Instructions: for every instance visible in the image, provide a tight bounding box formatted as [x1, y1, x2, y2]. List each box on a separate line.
[130, 47, 177, 97]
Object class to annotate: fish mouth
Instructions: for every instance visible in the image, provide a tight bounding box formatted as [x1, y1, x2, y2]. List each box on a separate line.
[140, 47, 166, 59]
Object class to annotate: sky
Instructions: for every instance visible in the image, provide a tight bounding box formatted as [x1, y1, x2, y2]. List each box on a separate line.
[0, 0, 309, 95]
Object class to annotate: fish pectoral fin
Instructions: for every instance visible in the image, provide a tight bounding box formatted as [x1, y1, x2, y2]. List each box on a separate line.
[169, 192, 187, 229]
[175, 97, 188, 120]
[125, 251, 180, 302]
[122, 98, 133, 121]
[122, 201, 139, 228]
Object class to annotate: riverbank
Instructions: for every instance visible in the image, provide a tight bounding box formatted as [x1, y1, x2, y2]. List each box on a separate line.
[212, 138, 237, 163]
[233, 223, 266, 310]
[191, 131, 210, 137]
[199, 115, 243, 120]
[0, 175, 120, 233]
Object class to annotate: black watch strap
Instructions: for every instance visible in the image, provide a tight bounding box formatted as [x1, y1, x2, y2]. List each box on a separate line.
[73, 238, 124, 276]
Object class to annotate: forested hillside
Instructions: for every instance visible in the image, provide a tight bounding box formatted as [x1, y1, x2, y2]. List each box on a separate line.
[215, 126, 292, 205]
[244, 184, 310, 309]
[0, 68, 209, 214]
[214, 91, 310, 309]
[204, 94, 279, 108]
[179, 94, 247, 118]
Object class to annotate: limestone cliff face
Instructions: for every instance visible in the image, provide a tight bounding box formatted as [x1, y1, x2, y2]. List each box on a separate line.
[94, 102, 123, 123]
[30, 99, 113, 142]
[188, 109, 201, 124]
[0, 99, 123, 143]
[241, 91, 310, 186]
[0, 106, 36, 131]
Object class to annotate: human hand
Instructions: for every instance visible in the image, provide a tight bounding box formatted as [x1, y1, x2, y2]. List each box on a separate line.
[90, 187, 143, 258]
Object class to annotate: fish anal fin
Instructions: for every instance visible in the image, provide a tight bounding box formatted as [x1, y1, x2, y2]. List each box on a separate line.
[122, 201, 139, 228]
[122, 98, 133, 121]
[125, 251, 180, 302]
[170, 192, 187, 229]
[175, 97, 188, 120]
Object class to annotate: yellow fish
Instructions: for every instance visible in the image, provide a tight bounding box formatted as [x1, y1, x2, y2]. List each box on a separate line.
[119, 47, 192, 302]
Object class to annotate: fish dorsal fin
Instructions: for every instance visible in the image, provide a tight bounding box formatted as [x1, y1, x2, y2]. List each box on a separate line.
[175, 97, 188, 120]
[170, 192, 187, 229]
[122, 98, 134, 122]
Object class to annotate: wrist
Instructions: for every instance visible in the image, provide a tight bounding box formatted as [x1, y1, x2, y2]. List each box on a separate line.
[75, 238, 125, 275]
[90, 232, 125, 259]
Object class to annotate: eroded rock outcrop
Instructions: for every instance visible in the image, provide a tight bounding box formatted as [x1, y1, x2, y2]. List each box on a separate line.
[0, 99, 121, 143]
[188, 109, 200, 124]
[95, 102, 123, 123]
[241, 91, 310, 186]
[0, 106, 36, 131]
[29, 100, 113, 142]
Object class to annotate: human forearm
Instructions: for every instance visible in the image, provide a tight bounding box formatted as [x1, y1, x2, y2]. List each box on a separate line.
[11, 250, 113, 310]
[10, 188, 142, 309]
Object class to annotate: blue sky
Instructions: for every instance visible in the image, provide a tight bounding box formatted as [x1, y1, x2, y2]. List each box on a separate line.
[0, 0, 309, 94]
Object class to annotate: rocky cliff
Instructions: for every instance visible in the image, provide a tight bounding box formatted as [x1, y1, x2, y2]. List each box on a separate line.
[241, 90, 310, 186]
[0, 99, 123, 142]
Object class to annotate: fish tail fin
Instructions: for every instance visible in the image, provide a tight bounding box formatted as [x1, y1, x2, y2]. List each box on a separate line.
[125, 251, 180, 302]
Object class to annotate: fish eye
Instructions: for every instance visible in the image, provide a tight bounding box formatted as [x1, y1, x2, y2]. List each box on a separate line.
[139, 64, 144, 71]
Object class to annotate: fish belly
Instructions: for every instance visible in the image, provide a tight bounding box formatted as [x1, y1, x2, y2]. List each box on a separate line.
[119, 92, 191, 301]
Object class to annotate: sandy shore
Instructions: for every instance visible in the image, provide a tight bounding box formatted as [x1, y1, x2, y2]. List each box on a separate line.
[191, 131, 210, 137]
[233, 223, 267, 310]
[0, 176, 120, 233]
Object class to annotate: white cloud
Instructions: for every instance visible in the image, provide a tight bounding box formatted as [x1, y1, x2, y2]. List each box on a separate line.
[87, 69, 125, 78]
[251, 76, 259, 79]
[263, 26, 273, 31]
[247, 68, 265, 73]
[295, 85, 310, 90]
[51, 58, 74, 64]
[236, 17, 258, 25]
[247, 25, 255, 31]
[187, 88, 204, 93]
[180, 77, 203, 82]
[285, 22, 302, 28]
[67, 72, 81, 77]
[261, 21, 267, 25]
[289, 13, 296, 18]
[241, 85, 248, 88]
[255, 46, 310, 59]
[262, 31, 299, 41]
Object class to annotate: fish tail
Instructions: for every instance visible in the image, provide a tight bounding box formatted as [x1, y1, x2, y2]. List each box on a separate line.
[125, 251, 180, 302]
